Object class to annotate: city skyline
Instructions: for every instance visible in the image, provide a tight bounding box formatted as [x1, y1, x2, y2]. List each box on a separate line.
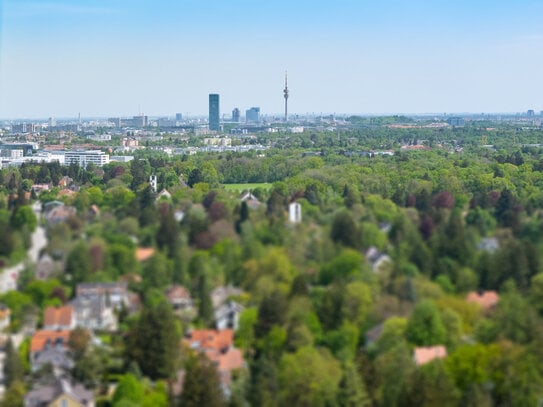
[1, 0, 543, 119]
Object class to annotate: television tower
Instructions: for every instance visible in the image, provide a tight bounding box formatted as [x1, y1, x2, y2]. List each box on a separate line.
[283, 71, 289, 122]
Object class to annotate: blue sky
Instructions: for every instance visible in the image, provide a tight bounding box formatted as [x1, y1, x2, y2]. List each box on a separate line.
[1, 0, 542, 119]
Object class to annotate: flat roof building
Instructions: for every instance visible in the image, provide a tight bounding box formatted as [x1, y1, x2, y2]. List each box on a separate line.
[64, 150, 110, 167]
[209, 94, 220, 131]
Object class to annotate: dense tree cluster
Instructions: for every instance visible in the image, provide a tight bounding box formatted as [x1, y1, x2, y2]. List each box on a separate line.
[3, 125, 543, 404]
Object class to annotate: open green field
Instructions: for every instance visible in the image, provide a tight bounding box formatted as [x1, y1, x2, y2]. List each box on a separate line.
[223, 183, 272, 191]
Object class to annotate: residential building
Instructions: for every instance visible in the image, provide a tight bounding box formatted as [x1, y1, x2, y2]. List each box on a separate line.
[31, 345, 74, 375]
[414, 345, 447, 366]
[245, 107, 260, 123]
[64, 150, 109, 167]
[187, 329, 244, 395]
[209, 94, 220, 131]
[215, 301, 244, 330]
[43, 306, 75, 331]
[24, 378, 94, 407]
[466, 290, 499, 312]
[30, 329, 70, 359]
[288, 202, 302, 223]
[70, 294, 117, 331]
[76, 282, 129, 310]
[165, 285, 193, 311]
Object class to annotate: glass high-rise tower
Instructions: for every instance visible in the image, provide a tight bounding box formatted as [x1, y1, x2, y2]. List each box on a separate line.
[209, 94, 220, 131]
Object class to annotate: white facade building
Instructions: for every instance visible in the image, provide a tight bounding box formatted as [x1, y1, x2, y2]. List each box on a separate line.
[64, 150, 110, 167]
[289, 202, 302, 223]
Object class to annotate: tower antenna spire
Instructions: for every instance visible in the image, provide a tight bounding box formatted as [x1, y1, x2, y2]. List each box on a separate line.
[283, 70, 289, 122]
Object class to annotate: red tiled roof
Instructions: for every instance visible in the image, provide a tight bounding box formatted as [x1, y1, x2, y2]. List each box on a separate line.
[44, 306, 73, 328]
[135, 247, 155, 262]
[414, 345, 447, 366]
[189, 329, 234, 351]
[216, 347, 244, 371]
[466, 291, 499, 310]
[30, 330, 71, 353]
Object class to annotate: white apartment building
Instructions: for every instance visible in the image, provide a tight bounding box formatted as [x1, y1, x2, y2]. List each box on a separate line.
[64, 150, 110, 167]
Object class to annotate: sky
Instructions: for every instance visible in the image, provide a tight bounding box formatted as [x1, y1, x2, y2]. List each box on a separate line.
[1, 0, 542, 119]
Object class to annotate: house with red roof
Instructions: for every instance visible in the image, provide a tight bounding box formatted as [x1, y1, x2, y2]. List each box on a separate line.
[43, 305, 75, 331]
[466, 290, 499, 312]
[414, 345, 447, 366]
[186, 329, 245, 394]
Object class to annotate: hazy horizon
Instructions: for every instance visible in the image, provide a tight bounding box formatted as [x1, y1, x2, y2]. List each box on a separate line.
[1, 0, 542, 119]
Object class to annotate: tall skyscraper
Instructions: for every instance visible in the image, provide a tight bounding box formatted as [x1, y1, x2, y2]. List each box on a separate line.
[246, 107, 260, 123]
[209, 94, 220, 131]
[283, 71, 289, 122]
[232, 108, 240, 123]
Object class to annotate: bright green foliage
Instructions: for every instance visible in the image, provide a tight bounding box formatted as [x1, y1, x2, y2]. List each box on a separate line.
[320, 249, 366, 285]
[406, 300, 447, 346]
[11, 205, 37, 232]
[112, 374, 144, 406]
[235, 307, 257, 351]
[374, 317, 408, 353]
[278, 346, 341, 407]
[0, 381, 25, 407]
[446, 344, 499, 391]
[341, 281, 373, 325]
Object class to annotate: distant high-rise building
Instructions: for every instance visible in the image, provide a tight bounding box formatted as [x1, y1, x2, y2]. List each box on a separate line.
[232, 108, 240, 123]
[246, 107, 260, 123]
[175, 113, 183, 121]
[527, 109, 535, 117]
[284, 71, 289, 122]
[209, 94, 220, 131]
[48, 117, 56, 127]
[447, 117, 465, 127]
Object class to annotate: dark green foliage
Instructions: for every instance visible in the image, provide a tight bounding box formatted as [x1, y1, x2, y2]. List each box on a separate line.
[179, 353, 226, 407]
[124, 301, 181, 380]
[330, 210, 359, 248]
[255, 290, 288, 340]
[196, 273, 213, 326]
[337, 362, 371, 407]
[3, 340, 24, 387]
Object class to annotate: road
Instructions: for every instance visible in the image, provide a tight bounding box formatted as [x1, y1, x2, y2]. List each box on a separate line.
[0, 201, 47, 293]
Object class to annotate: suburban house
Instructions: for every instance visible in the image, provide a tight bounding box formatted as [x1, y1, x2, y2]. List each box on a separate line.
[187, 329, 244, 395]
[214, 301, 244, 331]
[36, 254, 60, 281]
[156, 189, 172, 201]
[69, 294, 117, 332]
[30, 330, 72, 374]
[44, 204, 77, 226]
[76, 282, 129, 311]
[365, 246, 392, 273]
[24, 378, 94, 407]
[211, 286, 243, 309]
[239, 191, 261, 209]
[43, 306, 76, 331]
[165, 285, 193, 311]
[211, 286, 244, 331]
[413, 345, 447, 366]
[466, 290, 499, 313]
[135, 247, 155, 263]
[0, 305, 11, 332]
